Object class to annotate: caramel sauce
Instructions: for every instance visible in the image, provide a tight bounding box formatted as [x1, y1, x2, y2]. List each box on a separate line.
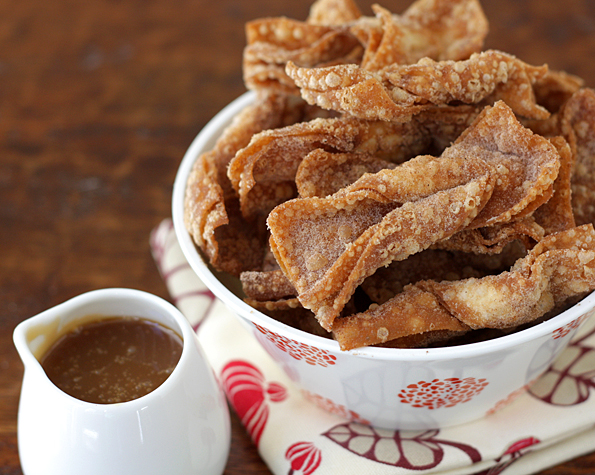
[40, 316, 183, 404]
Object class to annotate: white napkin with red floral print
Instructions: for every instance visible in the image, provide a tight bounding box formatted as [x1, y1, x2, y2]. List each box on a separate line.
[151, 219, 595, 475]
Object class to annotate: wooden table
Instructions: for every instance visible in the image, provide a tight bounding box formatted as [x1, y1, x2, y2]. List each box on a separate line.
[1, 0, 595, 473]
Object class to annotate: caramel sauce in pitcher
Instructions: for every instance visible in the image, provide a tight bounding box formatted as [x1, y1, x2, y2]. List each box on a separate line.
[40, 316, 183, 404]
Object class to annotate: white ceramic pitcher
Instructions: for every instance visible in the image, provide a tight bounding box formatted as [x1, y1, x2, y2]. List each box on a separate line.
[13, 288, 230, 475]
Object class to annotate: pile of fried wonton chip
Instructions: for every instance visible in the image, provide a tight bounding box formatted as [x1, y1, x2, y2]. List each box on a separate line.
[184, 0, 595, 350]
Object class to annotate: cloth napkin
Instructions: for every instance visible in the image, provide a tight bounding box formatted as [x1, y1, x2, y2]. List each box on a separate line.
[151, 219, 595, 475]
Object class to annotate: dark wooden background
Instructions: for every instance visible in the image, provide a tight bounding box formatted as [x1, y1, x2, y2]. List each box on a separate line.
[1, 0, 595, 473]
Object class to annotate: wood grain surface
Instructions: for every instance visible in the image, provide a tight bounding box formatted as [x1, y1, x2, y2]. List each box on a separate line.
[1, 0, 595, 473]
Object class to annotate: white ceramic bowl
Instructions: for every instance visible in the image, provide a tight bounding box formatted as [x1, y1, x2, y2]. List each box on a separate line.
[172, 91, 595, 430]
[14, 288, 231, 475]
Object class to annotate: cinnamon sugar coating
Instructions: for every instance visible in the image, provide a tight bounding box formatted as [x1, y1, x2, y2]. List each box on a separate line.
[446, 101, 560, 228]
[332, 286, 470, 350]
[184, 92, 330, 275]
[228, 104, 482, 220]
[268, 147, 495, 330]
[244, 0, 488, 93]
[267, 102, 559, 329]
[418, 225, 595, 329]
[561, 89, 595, 227]
[286, 50, 550, 121]
[296, 150, 397, 198]
[240, 269, 297, 301]
[228, 116, 429, 219]
[307, 0, 362, 26]
[334, 225, 595, 349]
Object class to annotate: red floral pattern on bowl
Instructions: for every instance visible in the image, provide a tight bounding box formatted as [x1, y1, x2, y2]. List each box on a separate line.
[486, 378, 539, 416]
[552, 312, 591, 339]
[254, 324, 337, 367]
[302, 389, 370, 425]
[399, 377, 489, 409]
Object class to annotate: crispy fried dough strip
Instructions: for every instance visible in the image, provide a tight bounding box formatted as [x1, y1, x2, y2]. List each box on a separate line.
[519, 70, 582, 136]
[533, 136, 576, 234]
[307, 0, 362, 25]
[244, 18, 363, 93]
[245, 0, 487, 92]
[447, 101, 560, 228]
[534, 69, 584, 113]
[296, 149, 396, 198]
[184, 93, 323, 275]
[360, 245, 525, 304]
[418, 225, 595, 329]
[240, 269, 297, 301]
[361, 0, 487, 70]
[332, 287, 470, 350]
[229, 105, 484, 220]
[560, 88, 595, 226]
[434, 218, 544, 254]
[268, 153, 493, 330]
[336, 225, 595, 349]
[228, 116, 429, 219]
[398, 0, 488, 61]
[287, 61, 428, 121]
[286, 50, 550, 121]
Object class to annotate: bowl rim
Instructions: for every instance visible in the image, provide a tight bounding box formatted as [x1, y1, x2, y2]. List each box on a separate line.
[172, 90, 595, 361]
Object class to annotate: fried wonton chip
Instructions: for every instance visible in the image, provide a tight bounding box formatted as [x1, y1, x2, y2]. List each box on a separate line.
[244, 18, 363, 93]
[361, 0, 488, 70]
[240, 269, 297, 301]
[296, 149, 396, 198]
[560, 88, 595, 226]
[268, 152, 494, 330]
[245, 0, 488, 93]
[286, 50, 550, 121]
[229, 104, 486, 220]
[360, 245, 524, 304]
[184, 92, 329, 275]
[533, 136, 576, 234]
[335, 224, 595, 349]
[307, 0, 362, 25]
[534, 69, 584, 113]
[267, 101, 560, 330]
[418, 224, 595, 329]
[332, 286, 470, 350]
[228, 116, 429, 219]
[434, 218, 544, 255]
[446, 101, 560, 228]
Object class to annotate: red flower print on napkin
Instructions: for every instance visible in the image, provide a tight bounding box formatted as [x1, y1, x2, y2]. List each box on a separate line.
[150, 219, 216, 330]
[475, 437, 540, 475]
[323, 423, 481, 470]
[285, 442, 321, 475]
[398, 377, 489, 409]
[220, 361, 287, 446]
